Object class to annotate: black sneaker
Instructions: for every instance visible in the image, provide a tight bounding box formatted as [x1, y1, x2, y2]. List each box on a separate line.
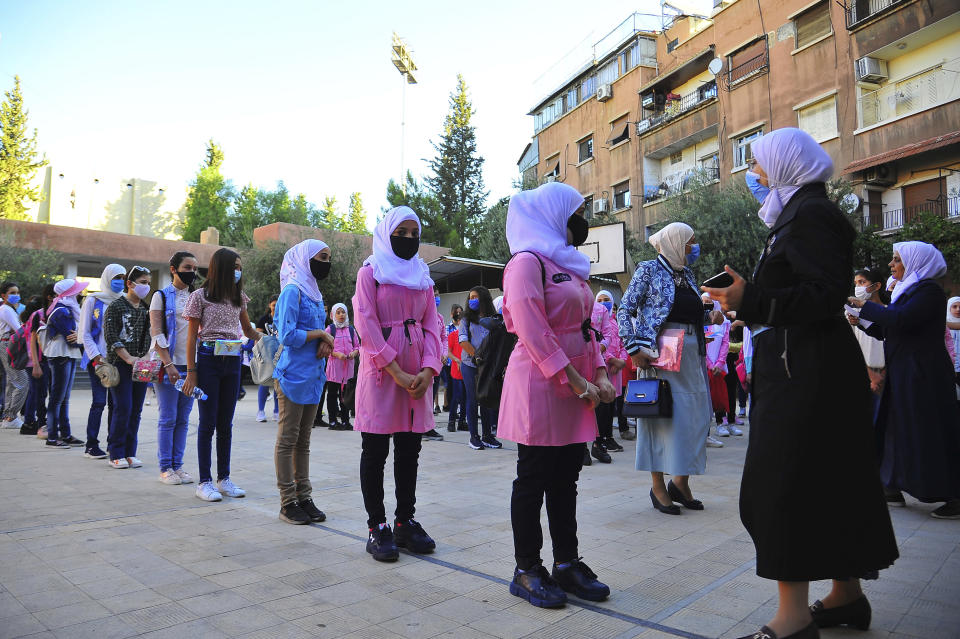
[423, 429, 444, 441]
[457, 421, 468, 431]
[394, 518, 435, 553]
[602, 437, 624, 452]
[481, 436, 502, 449]
[619, 428, 636, 441]
[885, 488, 905, 507]
[433, 406, 441, 415]
[339, 421, 353, 430]
[19, 421, 38, 436]
[45, 440, 69, 448]
[931, 499, 960, 520]
[447, 423, 456, 432]
[84, 446, 107, 459]
[61, 436, 84, 446]
[468, 436, 484, 450]
[328, 421, 339, 430]
[551, 559, 610, 601]
[298, 499, 326, 522]
[582, 444, 592, 466]
[509, 565, 567, 608]
[591, 442, 612, 463]
[279, 502, 310, 525]
[366, 524, 399, 562]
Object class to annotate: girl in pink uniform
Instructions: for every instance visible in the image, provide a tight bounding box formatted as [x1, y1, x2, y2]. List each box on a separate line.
[352, 206, 443, 562]
[498, 182, 616, 609]
[589, 290, 627, 463]
[324, 303, 359, 430]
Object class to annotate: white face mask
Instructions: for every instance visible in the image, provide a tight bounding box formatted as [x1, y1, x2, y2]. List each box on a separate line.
[133, 283, 151, 300]
[854, 285, 872, 301]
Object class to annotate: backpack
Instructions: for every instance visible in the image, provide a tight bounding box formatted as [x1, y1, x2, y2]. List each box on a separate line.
[473, 252, 545, 408]
[250, 334, 281, 386]
[329, 323, 356, 347]
[6, 322, 32, 370]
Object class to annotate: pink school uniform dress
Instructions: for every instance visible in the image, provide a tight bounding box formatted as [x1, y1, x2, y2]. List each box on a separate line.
[325, 324, 357, 385]
[497, 252, 603, 447]
[592, 302, 626, 396]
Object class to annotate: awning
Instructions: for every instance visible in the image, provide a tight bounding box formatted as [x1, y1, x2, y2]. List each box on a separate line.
[638, 46, 715, 96]
[545, 159, 560, 177]
[606, 122, 630, 145]
[427, 255, 505, 292]
[844, 130, 960, 173]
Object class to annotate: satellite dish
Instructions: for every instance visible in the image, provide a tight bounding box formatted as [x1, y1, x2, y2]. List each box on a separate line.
[708, 58, 723, 76]
[841, 193, 860, 211]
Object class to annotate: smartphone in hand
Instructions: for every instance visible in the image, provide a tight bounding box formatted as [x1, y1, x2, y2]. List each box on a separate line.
[703, 272, 734, 288]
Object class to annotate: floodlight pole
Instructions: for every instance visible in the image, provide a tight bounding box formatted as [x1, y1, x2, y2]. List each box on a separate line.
[392, 33, 417, 195]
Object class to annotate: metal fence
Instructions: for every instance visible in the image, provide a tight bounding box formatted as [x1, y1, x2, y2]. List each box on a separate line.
[728, 51, 769, 85]
[863, 197, 960, 231]
[638, 81, 718, 133]
[845, 0, 908, 28]
[857, 59, 960, 129]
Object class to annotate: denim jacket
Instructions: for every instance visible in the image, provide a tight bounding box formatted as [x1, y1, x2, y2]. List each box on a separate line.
[617, 254, 699, 354]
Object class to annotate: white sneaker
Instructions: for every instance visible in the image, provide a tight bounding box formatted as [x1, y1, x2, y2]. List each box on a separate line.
[175, 468, 194, 484]
[196, 481, 222, 501]
[728, 424, 744, 436]
[706, 435, 724, 448]
[716, 424, 731, 437]
[272, 411, 279, 422]
[108, 458, 130, 469]
[217, 477, 245, 498]
[126, 457, 143, 468]
[160, 470, 182, 485]
[256, 411, 267, 422]
[1, 419, 18, 429]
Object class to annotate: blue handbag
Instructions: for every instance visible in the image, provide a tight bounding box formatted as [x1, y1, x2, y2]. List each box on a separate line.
[623, 369, 673, 418]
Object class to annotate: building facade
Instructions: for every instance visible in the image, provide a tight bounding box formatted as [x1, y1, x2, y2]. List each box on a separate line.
[523, 0, 959, 238]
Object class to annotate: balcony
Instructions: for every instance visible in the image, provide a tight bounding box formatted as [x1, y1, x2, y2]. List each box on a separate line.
[643, 166, 720, 204]
[862, 196, 960, 231]
[727, 49, 769, 86]
[857, 59, 960, 130]
[637, 81, 718, 135]
[845, 0, 909, 29]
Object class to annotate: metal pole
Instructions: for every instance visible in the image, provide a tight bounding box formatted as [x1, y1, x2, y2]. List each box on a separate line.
[401, 78, 406, 195]
[129, 178, 136, 235]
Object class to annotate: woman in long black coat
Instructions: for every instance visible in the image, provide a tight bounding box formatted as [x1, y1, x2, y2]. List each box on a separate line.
[849, 241, 960, 518]
[705, 128, 898, 639]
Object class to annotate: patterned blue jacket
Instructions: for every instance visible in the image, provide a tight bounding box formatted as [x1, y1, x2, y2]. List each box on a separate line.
[617, 254, 699, 354]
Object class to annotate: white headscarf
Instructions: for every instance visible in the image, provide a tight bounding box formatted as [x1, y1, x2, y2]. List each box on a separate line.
[492, 296, 503, 314]
[506, 182, 590, 280]
[947, 296, 960, 322]
[279, 239, 328, 303]
[595, 289, 614, 303]
[752, 127, 834, 229]
[363, 206, 434, 290]
[891, 241, 947, 303]
[91, 263, 126, 303]
[331, 302, 349, 328]
[649, 222, 694, 271]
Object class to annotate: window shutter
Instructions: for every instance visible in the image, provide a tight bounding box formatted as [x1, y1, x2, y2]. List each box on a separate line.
[795, 3, 832, 49]
[799, 97, 837, 142]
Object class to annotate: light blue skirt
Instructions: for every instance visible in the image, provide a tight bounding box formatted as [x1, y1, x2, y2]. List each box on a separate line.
[635, 323, 712, 475]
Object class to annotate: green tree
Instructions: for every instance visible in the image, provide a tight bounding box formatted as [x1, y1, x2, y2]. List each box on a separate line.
[0, 76, 46, 220]
[472, 196, 511, 263]
[223, 184, 264, 248]
[425, 75, 488, 255]
[309, 196, 336, 229]
[385, 172, 445, 243]
[340, 192, 370, 234]
[900, 211, 960, 290]
[0, 227, 63, 296]
[181, 139, 234, 242]
[827, 178, 892, 278]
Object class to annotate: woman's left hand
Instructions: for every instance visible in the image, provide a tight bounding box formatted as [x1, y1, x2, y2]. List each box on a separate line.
[596, 377, 616, 404]
[846, 296, 865, 309]
[701, 266, 746, 312]
[408, 369, 432, 399]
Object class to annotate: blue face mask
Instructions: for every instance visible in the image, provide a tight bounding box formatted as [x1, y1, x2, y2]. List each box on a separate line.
[468, 298, 480, 311]
[745, 171, 770, 204]
[435, 296, 441, 307]
[600, 301, 613, 312]
[110, 279, 125, 293]
[7, 294, 20, 305]
[687, 243, 700, 265]
[234, 270, 242, 284]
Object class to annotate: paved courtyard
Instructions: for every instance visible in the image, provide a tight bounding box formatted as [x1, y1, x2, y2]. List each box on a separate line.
[1, 387, 958, 639]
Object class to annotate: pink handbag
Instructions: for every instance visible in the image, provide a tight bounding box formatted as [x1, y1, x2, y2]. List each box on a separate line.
[132, 359, 161, 383]
[651, 328, 684, 372]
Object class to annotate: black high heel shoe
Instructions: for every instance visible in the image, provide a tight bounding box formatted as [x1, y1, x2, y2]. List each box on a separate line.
[809, 595, 871, 630]
[650, 489, 681, 515]
[667, 480, 704, 510]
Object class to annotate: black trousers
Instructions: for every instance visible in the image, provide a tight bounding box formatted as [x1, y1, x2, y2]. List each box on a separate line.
[325, 381, 348, 424]
[615, 394, 628, 431]
[359, 431, 422, 528]
[594, 400, 615, 441]
[724, 352, 741, 421]
[511, 443, 583, 570]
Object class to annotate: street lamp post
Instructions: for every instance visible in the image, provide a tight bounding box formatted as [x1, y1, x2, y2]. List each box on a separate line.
[391, 32, 417, 194]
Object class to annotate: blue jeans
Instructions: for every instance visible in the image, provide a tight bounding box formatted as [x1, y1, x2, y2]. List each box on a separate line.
[85, 362, 114, 448]
[155, 365, 195, 472]
[107, 360, 148, 460]
[460, 364, 494, 439]
[24, 359, 50, 425]
[47, 357, 78, 441]
[196, 348, 242, 484]
[258, 385, 278, 413]
[447, 377, 465, 425]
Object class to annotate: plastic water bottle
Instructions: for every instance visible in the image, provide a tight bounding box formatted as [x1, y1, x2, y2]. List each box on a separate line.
[174, 379, 208, 401]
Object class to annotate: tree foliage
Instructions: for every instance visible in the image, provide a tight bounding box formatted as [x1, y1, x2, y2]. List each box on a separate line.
[0, 76, 46, 220]
[472, 196, 511, 263]
[181, 139, 234, 242]
[900, 211, 960, 290]
[425, 75, 488, 255]
[385, 172, 444, 242]
[0, 227, 63, 296]
[827, 178, 892, 279]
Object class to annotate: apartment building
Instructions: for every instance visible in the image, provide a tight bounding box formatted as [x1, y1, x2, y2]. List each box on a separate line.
[522, 0, 959, 237]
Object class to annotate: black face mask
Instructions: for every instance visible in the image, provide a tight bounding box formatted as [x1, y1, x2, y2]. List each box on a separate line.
[310, 260, 331, 280]
[177, 271, 197, 286]
[567, 214, 589, 247]
[390, 235, 420, 260]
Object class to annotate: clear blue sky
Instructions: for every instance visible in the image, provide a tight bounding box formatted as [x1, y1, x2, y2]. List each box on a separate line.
[1, 0, 659, 229]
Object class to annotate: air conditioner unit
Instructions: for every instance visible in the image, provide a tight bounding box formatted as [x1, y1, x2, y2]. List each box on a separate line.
[855, 57, 888, 83]
[596, 84, 613, 101]
[864, 163, 897, 186]
[593, 198, 609, 215]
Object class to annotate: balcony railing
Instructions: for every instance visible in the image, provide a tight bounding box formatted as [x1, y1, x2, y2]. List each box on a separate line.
[643, 166, 720, 203]
[857, 60, 960, 129]
[862, 197, 959, 231]
[727, 50, 768, 86]
[845, 0, 908, 28]
[638, 81, 717, 134]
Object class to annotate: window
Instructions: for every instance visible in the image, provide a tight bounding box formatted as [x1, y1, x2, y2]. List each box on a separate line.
[728, 37, 768, 84]
[607, 116, 630, 146]
[597, 60, 618, 87]
[544, 157, 560, 179]
[580, 75, 596, 103]
[797, 96, 838, 142]
[613, 181, 631, 210]
[794, 2, 832, 48]
[583, 195, 594, 220]
[566, 86, 579, 111]
[666, 38, 679, 53]
[578, 137, 594, 163]
[670, 151, 683, 164]
[699, 153, 720, 180]
[733, 128, 763, 169]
